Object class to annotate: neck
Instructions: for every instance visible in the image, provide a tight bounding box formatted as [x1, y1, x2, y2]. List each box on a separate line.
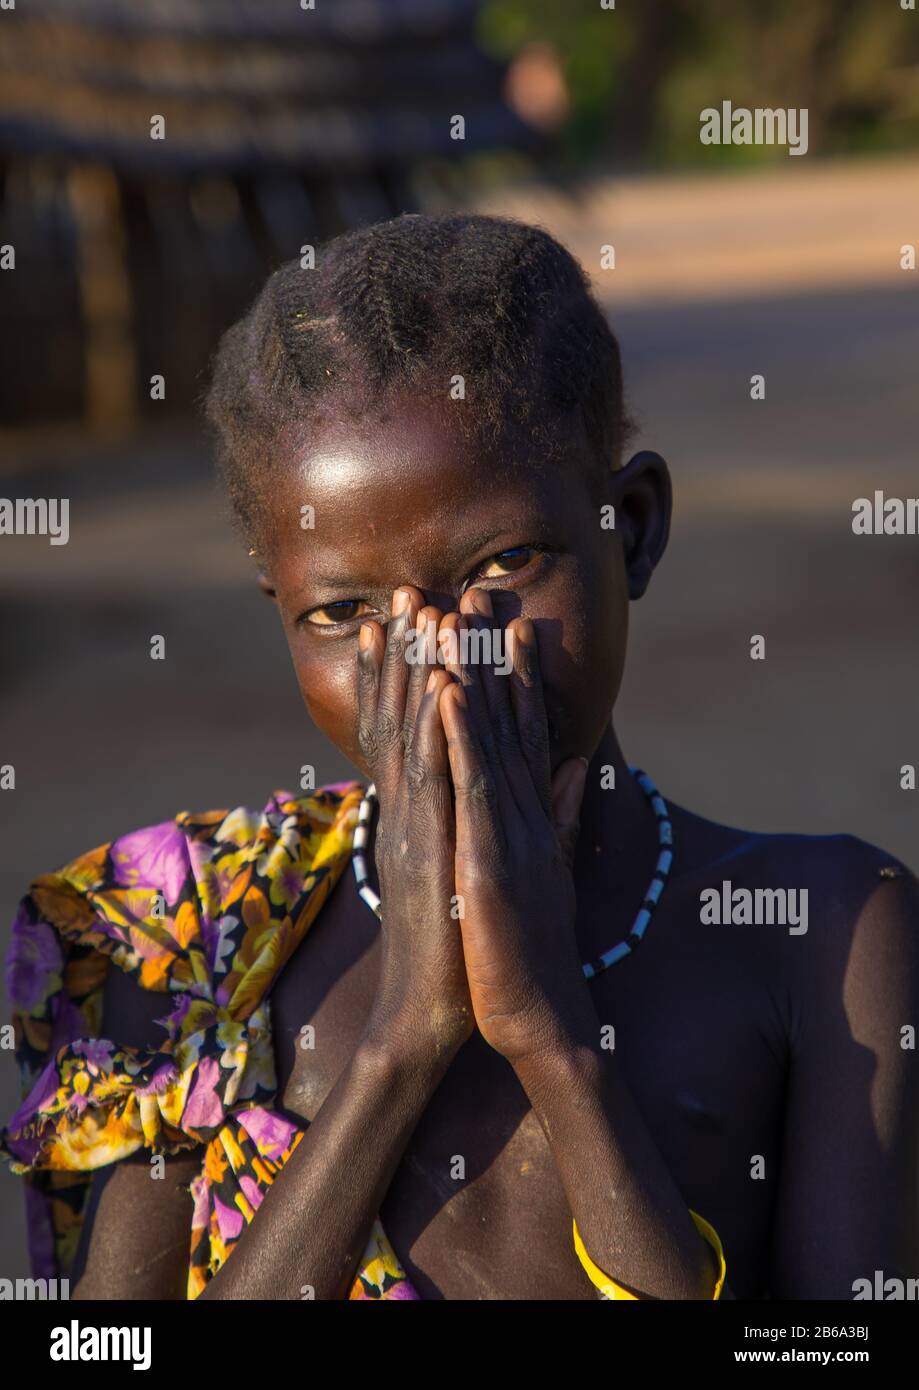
[572, 722, 661, 901]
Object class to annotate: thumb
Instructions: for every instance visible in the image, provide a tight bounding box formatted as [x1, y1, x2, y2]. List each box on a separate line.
[551, 757, 589, 868]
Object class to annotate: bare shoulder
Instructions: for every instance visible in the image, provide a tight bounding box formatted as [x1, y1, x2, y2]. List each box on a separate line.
[672, 802, 919, 1052]
[673, 798, 919, 939]
[735, 827, 919, 956]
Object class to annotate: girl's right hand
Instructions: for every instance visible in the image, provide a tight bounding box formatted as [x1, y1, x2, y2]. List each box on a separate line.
[356, 587, 474, 1061]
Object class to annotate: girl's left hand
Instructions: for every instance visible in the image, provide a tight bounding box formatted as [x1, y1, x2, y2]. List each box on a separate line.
[437, 589, 595, 1065]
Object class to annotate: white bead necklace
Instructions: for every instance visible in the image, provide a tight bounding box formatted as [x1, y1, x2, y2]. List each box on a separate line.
[351, 766, 673, 979]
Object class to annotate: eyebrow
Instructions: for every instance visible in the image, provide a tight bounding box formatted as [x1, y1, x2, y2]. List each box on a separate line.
[307, 526, 525, 590]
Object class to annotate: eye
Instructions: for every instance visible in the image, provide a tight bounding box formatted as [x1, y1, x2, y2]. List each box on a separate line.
[464, 544, 546, 590]
[301, 599, 375, 628]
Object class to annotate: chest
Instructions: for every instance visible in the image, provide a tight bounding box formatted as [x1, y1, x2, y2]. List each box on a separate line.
[268, 870, 786, 1298]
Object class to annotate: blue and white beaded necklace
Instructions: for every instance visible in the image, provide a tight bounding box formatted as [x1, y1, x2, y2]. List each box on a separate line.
[351, 766, 673, 981]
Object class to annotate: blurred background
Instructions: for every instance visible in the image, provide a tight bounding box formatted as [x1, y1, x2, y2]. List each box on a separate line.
[1, 0, 918, 1273]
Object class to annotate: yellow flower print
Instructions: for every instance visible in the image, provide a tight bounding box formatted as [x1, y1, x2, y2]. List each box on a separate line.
[205, 1141, 228, 1185]
[240, 887, 270, 936]
[227, 1125, 250, 1170]
[226, 923, 290, 1020]
[30, 881, 98, 940]
[255, 822, 302, 884]
[215, 1015, 246, 1053]
[170, 900, 199, 950]
[266, 856, 313, 913]
[236, 1031, 276, 1102]
[199, 850, 252, 918]
[138, 951, 173, 992]
[216, 1020, 249, 1099]
[1, 784, 386, 1299]
[60, 844, 108, 894]
[213, 806, 261, 850]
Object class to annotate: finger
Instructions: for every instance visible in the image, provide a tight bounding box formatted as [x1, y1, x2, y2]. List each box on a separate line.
[440, 681, 507, 865]
[405, 667, 455, 849]
[506, 617, 553, 817]
[460, 588, 536, 822]
[448, 611, 517, 819]
[374, 585, 422, 797]
[403, 606, 442, 756]
[551, 757, 589, 869]
[357, 618, 386, 779]
[436, 611, 462, 682]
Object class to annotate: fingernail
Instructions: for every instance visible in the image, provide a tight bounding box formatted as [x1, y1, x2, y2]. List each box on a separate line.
[472, 589, 493, 617]
[451, 683, 467, 708]
[425, 670, 440, 694]
[359, 623, 374, 652]
[392, 589, 410, 616]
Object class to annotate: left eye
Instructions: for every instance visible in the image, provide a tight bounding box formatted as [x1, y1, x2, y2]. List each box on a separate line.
[303, 599, 374, 627]
[471, 545, 538, 583]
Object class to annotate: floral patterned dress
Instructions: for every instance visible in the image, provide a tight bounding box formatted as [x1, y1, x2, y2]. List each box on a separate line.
[0, 782, 420, 1299]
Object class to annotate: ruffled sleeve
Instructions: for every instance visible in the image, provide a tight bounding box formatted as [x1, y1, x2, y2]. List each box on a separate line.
[1, 782, 365, 1282]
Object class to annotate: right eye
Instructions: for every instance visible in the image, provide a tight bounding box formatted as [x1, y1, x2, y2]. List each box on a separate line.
[302, 600, 374, 628]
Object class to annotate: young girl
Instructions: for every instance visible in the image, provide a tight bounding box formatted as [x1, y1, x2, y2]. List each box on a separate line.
[3, 214, 917, 1301]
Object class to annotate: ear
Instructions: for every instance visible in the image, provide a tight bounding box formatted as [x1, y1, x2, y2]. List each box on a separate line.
[611, 450, 672, 600]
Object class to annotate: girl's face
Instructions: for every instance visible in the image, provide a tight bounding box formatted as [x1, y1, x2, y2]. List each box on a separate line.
[255, 398, 670, 775]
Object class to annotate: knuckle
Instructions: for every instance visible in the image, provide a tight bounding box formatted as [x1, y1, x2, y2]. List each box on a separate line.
[357, 719, 379, 762]
[404, 755, 430, 795]
[374, 711, 403, 754]
[385, 617, 409, 661]
[357, 651, 378, 691]
[464, 771, 498, 812]
[405, 756, 450, 807]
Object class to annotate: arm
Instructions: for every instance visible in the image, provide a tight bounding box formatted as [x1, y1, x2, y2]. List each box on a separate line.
[204, 592, 474, 1299]
[770, 861, 919, 1298]
[78, 587, 473, 1300]
[71, 951, 204, 1299]
[72, 1155, 206, 1300]
[71, 966, 458, 1301]
[514, 1039, 722, 1299]
[199, 1027, 454, 1299]
[438, 592, 720, 1299]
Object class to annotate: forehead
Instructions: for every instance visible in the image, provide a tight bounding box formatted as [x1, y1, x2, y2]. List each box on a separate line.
[258, 401, 595, 584]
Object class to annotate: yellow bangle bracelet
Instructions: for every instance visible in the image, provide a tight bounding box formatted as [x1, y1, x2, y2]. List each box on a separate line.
[572, 1209, 727, 1300]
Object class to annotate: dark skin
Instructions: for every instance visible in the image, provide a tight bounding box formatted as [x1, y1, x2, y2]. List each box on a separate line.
[70, 399, 919, 1300]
